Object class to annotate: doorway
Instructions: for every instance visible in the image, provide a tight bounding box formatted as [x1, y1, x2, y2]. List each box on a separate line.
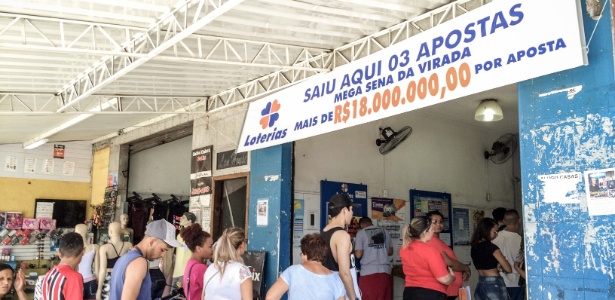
[212, 173, 249, 242]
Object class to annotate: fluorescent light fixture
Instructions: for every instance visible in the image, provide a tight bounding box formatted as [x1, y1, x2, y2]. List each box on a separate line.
[23, 138, 49, 150]
[475, 99, 503, 122]
[22, 97, 118, 150]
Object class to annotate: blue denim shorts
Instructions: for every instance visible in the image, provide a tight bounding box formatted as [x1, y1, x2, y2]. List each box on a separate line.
[475, 276, 511, 300]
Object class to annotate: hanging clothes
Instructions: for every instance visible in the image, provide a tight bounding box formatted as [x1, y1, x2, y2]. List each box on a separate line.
[127, 200, 149, 244]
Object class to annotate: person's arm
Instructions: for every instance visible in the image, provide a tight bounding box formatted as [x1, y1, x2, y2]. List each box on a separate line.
[264, 278, 288, 300]
[514, 261, 526, 279]
[121, 257, 148, 300]
[333, 231, 357, 300]
[353, 230, 364, 259]
[441, 251, 468, 272]
[14, 269, 28, 300]
[385, 229, 393, 256]
[435, 267, 456, 285]
[240, 278, 253, 300]
[493, 249, 512, 273]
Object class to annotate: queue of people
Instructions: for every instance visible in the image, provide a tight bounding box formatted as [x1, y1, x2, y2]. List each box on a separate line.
[0, 200, 525, 300]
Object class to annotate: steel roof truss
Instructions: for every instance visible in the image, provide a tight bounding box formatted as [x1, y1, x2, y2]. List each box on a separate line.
[204, 0, 488, 112]
[56, 0, 246, 113]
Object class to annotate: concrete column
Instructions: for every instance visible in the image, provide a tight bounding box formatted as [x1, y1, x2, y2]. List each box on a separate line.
[518, 3, 615, 298]
[247, 143, 293, 293]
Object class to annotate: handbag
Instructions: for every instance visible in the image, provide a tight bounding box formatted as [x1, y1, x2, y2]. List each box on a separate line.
[458, 285, 471, 300]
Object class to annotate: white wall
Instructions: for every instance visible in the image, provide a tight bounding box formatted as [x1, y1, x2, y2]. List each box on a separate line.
[0, 141, 92, 182]
[294, 108, 519, 298]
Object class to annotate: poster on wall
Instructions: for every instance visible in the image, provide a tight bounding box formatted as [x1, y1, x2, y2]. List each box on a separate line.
[257, 199, 268, 226]
[452, 208, 470, 246]
[538, 172, 582, 204]
[24, 157, 36, 173]
[293, 199, 304, 248]
[371, 197, 406, 221]
[190, 146, 213, 201]
[42, 159, 54, 174]
[53, 144, 65, 159]
[320, 180, 368, 230]
[63, 161, 75, 176]
[4, 156, 17, 172]
[584, 168, 615, 216]
[410, 189, 453, 247]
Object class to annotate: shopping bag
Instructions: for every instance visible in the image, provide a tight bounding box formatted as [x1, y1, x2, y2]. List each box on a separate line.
[458, 285, 471, 300]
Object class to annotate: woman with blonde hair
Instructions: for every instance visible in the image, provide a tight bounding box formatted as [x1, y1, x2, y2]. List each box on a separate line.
[400, 217, 456, 300]
[202, 227, 252, 300]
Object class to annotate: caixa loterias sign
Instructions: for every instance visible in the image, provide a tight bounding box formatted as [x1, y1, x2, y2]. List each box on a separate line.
[238, 0, 587, 153]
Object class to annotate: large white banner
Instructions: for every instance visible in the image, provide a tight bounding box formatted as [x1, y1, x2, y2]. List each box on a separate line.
[238, 0, 587, 152]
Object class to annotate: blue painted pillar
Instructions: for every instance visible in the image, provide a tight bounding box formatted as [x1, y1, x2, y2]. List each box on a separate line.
[248, 143, 292, 293]
[518, 2, 615, 299]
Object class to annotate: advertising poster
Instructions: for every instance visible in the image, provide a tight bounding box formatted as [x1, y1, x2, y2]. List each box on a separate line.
[190, 146, 213, 199]
[585, 168, 615, 216]
[410, 189, 453, 247]
[238, 0, 587, 153]
[42, 159, 54, 174]
[452, 208, 470, 246]
[53, 144, 65, 159]
[293, 199, 304, 248]
[257, 199, 268, 226]
[372, 197, 406, 221]
[320, 180, 368, 230]
[241, 251, 266, 299]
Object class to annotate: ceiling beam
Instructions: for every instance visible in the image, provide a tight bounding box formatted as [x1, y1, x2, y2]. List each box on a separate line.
[54, 0, 246, 113]
[0, 13, 331, 72]
[207, 0, 489, 109]
[90, 0, 491, 145]
[0, 93, 207, 114]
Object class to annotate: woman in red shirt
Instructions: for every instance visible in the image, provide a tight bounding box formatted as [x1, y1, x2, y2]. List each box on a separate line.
[400, 217, 456, 300]
[180, 223, 214, 300]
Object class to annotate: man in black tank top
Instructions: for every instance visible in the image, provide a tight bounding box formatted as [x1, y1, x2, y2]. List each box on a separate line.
[322, 194, 361, 300]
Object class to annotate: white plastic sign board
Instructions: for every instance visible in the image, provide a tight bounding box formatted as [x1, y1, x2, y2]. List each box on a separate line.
[238, 0, 586, 152]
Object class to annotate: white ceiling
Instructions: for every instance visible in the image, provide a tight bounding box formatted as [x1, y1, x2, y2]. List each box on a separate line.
[0, 0, 516, 147]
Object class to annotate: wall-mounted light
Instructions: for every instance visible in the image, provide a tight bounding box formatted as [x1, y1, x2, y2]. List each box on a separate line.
[475, 99, 503, 122]
[23, 138, 49, 150]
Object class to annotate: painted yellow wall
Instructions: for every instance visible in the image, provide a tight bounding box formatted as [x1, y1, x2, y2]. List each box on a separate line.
[0, 177, 92, 218]
[91, 147, 110, 206]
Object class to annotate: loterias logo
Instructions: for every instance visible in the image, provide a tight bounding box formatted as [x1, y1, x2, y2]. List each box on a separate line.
[244, 100, 288, 147]
[259, 100, 280, 129]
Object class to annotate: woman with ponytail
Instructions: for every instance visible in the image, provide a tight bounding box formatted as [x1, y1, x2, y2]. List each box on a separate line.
[202, 227, 252, 300]
[400, 217, 456, 300]
[180, 223, 213, 300]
